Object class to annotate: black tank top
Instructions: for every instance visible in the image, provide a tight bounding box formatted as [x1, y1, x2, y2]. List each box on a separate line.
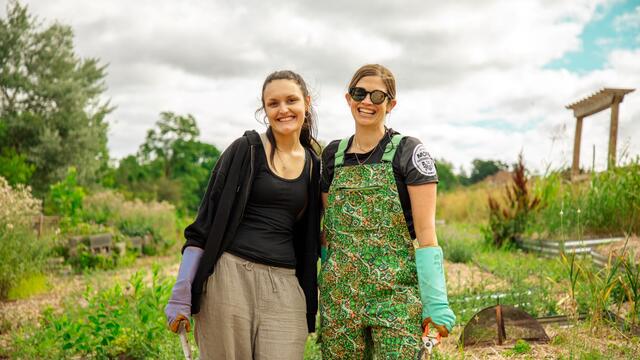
[228, 148, 310, 268]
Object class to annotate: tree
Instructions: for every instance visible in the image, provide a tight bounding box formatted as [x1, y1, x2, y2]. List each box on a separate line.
[117, 112, 220, 212]
[0, 1, 111, 194]
[435, 158, 458, 192]
[139, 112, 199, 178]
[468, 159, 507, 184]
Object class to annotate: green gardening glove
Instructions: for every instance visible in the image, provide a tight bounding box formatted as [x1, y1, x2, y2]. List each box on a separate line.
[416, 246, 456, 336]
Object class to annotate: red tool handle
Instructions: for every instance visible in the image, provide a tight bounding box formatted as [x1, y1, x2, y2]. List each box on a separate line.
[422, 320, 442, 342]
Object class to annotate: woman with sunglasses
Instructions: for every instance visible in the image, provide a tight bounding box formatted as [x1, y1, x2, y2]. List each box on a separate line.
[319, 64, 455, 359]
[165, 70, 321, 359]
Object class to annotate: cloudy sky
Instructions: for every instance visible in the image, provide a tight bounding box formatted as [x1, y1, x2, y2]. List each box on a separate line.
[4, 0, 639, 173]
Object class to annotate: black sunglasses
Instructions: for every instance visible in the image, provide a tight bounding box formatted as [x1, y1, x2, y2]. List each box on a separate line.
[349, 87, 392, 105]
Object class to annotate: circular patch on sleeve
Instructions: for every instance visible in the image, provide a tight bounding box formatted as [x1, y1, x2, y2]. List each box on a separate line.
[412, 144, 437, 177]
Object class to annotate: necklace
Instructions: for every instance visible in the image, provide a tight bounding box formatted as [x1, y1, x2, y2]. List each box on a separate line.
[274, 148, 287, 172]
[353, 136, 378, 165]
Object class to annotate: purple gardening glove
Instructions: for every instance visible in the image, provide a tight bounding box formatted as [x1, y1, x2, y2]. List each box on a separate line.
[165, 246, 203, 333]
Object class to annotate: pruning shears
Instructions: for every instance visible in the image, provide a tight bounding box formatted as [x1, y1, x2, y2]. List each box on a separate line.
[417, 321, 442, 359]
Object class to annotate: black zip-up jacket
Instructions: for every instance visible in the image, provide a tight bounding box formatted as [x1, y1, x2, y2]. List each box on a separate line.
[183, 130, 321, 332]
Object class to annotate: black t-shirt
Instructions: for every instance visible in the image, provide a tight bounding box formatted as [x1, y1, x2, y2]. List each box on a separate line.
[321, 129, 438, 239]
[229, 148, 310, 268]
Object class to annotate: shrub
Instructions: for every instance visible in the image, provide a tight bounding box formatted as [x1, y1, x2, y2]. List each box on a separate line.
[83, 190, 177, 253]
[483, 154, 540, 248]
[438, 225, 478, 263]
[0, 176, 47, 299]
[46, 167, 85, 231]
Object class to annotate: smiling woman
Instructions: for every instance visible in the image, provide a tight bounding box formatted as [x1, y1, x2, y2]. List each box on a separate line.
[319, 64, 455, 359]
[164, 70, 322, 359]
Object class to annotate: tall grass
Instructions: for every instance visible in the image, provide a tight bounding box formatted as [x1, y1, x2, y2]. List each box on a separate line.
[531, 160, 640, 238]
[437, 184, 503, 224]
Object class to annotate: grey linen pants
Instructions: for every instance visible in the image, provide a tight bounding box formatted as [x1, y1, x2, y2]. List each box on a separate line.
[194, 252, 308, 359]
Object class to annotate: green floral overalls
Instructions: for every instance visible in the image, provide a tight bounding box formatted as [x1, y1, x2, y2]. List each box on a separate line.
[320, 135, 422, 359]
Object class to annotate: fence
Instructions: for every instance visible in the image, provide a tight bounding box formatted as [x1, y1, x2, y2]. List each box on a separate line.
[516, 237, 625, 268]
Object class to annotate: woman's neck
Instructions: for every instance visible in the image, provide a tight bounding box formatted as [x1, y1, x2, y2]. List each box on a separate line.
[353, 124, 386, 152]
[271, 129, 302, 153]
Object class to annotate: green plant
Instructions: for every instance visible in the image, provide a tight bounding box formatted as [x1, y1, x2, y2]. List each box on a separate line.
[0, 176, 48, 300]
[576, 255, 622, 325]
[620, 252, 640, 326]
[10, 267, 195, 359]
[483, 153, 541, 248]
[507, 339, 531, 355]
[532, 159, 640, 238]
[442, 238, 474, 263]
[83, 190, 177, 254]
[47, 167, 85, 231]
[561, 251, 581, 302]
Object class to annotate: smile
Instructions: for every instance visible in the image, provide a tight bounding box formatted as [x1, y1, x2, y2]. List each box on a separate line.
[277, 116, 297, 122]
[357, 107, 376, 115]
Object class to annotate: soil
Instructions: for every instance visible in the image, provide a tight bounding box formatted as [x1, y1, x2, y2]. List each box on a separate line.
[595, 234, 640, 262]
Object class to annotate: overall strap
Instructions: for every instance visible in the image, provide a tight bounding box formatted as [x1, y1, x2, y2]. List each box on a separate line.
[333, 137, 351, 168]
[381, 134, 404, 162]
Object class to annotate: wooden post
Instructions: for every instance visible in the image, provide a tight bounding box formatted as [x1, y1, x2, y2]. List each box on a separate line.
[608, 96, 621, 169]
[572, 116, 584, 176]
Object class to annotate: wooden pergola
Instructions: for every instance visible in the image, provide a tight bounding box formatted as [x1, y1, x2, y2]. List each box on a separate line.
[566, 88, 635, 177]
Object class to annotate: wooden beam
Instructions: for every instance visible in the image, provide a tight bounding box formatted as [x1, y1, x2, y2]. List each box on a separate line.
[571, 93, 615, 118]
[608, 96, 621, 169]
[572, 116, 583, 176]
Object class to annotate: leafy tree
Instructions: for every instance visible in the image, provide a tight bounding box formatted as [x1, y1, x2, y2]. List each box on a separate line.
[139, 112, 199, 178]
[0, 147, 35, 185]
[468, 159, 507, 184]
[435, 158, 458, 192]
[116, 112, 220, 212]
[0, 1, 111, 194]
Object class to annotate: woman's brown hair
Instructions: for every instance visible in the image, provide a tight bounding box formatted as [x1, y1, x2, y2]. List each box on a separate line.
[347, 64, 396, 101]
[256, 70, 319, 164]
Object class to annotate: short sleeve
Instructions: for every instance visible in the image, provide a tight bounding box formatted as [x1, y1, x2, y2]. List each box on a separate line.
[396, 136, 438, 185]
[321, 140, 341, 193]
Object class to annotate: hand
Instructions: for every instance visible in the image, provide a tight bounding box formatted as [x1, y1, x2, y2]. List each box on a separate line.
[165, 279, 192, 333]
[422, 317, 449, 338]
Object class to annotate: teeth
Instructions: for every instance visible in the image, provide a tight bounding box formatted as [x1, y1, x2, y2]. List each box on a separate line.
[358, 108, 376, 115]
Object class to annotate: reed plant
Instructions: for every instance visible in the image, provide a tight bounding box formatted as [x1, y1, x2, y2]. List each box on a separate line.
[575, 254, 622, 325]
[620, 252, 640, 326]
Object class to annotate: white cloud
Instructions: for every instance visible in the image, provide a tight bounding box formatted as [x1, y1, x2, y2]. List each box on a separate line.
[613, 5, 640, 31]
[4, 0, 637, 173]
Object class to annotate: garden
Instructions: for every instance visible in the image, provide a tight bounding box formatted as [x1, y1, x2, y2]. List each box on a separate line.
[1, 2, 639, 359]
